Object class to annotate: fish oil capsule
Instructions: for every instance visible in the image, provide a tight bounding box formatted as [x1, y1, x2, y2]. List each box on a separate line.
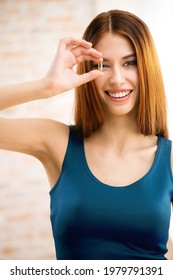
[98, 61, 103, 71]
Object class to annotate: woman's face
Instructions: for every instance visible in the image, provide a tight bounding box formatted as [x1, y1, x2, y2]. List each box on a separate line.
[93, 33, 139, 118]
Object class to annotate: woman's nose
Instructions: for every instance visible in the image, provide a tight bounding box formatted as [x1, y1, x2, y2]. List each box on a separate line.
[109, 66, 125, 85]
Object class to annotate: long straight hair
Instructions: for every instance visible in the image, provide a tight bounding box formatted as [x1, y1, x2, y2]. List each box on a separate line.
[74, 10, 168, 138]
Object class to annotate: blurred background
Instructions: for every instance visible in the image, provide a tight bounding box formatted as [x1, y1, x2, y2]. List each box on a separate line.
[0, 0, 173, 259]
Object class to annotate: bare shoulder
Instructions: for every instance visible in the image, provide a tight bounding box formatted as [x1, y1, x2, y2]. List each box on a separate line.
[43, 118, 69, 138]
[37, 119, 70, 187]
[42, 119, 70, 153]
[38, 118, 70, 161]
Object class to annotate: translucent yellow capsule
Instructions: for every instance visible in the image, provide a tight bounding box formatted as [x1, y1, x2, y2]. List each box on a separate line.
[98, 61, 103, 71]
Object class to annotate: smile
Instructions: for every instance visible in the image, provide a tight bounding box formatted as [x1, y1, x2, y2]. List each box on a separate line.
[105, 90, 132, 99]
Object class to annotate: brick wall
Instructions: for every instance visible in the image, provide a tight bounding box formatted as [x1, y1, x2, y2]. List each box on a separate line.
[0, 0, 96, 260]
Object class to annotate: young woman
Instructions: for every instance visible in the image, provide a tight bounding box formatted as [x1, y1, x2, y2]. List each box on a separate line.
[0, 10, 173, 260]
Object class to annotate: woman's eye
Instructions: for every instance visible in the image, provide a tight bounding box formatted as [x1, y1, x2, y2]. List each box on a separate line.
[124, 60, 137, 67]
[102, 64, 110, 69]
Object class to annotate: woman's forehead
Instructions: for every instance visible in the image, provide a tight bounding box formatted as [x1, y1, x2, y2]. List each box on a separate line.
[95, 33, 135, 58]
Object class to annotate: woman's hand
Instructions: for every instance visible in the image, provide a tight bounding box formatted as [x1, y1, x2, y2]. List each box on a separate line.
[43, 37, 103, 97]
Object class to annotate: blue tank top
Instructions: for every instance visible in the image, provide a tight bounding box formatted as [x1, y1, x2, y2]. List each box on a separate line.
[50, 126, 173, 260]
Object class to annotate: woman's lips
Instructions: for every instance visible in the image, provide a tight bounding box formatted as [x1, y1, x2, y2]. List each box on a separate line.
[105, 90, 133, 102]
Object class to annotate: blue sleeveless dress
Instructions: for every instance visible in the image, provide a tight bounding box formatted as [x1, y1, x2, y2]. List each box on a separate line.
[50, 126, 173, 259]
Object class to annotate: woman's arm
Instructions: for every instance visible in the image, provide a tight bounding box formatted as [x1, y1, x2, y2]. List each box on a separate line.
[0, 79, 47, 111]
[0, 38, 103, 160]
[0, 38, 103, 110]
[166, 237, 173, 260]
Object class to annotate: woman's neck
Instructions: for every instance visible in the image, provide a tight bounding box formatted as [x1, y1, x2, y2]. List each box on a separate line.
[101, 113, 139, 138]
[90, 114, 146, 154]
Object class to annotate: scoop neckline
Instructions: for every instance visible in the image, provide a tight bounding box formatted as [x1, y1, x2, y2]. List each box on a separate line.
[82, 136, 161, 190]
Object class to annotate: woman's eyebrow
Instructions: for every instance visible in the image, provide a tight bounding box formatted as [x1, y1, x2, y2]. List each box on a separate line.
[122, 53, 136, 59]
[103, 53, 136, 62]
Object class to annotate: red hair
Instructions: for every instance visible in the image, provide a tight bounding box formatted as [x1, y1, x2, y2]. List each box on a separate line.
[74, 10, 168, 138]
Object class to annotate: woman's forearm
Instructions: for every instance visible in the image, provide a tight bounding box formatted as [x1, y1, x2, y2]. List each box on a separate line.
[0, 78, 52, 110]
[0, 38, 103, 111]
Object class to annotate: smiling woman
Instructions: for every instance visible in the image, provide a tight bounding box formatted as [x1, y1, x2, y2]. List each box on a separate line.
[0, 9, 173, 260]
[75, 10, 167, 139]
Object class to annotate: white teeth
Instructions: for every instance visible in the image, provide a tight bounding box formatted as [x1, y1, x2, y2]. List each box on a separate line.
[108, 91, 131, 98]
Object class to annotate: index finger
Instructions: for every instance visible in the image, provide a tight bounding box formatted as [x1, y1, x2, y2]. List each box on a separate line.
[60, 37, 92, 50]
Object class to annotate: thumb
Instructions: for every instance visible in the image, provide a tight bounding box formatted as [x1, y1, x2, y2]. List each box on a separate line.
[76, 70, 103, 87]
